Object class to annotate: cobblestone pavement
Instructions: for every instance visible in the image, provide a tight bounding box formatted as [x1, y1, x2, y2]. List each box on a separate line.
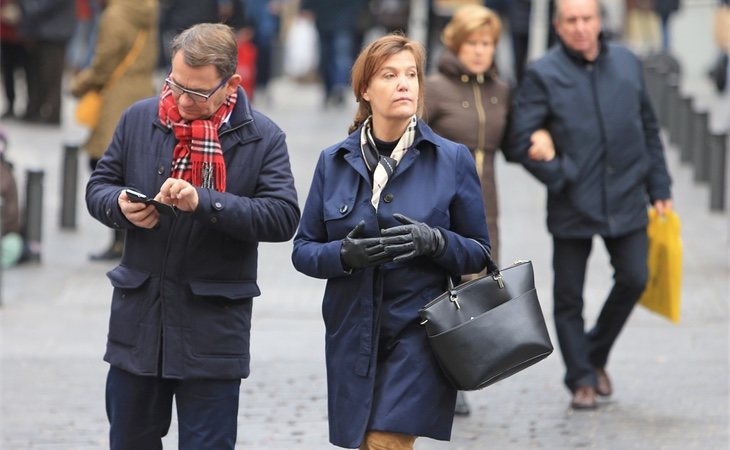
[1, 70, 728, 449]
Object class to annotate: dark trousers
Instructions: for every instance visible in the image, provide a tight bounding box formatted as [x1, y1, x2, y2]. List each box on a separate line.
[315, 28, 354, 98]
[552, 229, 648, 391]
[0, 41, 27, 114]
[106, 366, 241, 450]
[24, 40, 66, 123]
[511, 31, 529, 85]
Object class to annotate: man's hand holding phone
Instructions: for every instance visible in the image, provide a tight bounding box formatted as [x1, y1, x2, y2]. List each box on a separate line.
[125, 189, 177, 216]
[121, 189, 177, 229]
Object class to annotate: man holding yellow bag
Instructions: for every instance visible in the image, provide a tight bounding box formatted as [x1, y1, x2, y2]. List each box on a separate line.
[506, 0, 674, 410]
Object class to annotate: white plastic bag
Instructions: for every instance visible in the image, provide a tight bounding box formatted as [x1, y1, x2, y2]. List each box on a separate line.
[284, 17, 319, 79]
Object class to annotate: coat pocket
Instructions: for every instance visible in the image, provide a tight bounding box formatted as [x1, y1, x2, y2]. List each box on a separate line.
[106, 265, 154, 348]
[186, 280, 256, 357]
[323, 191, 358, 238]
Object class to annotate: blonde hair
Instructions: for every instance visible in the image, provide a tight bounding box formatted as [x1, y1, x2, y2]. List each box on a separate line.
[442, 5, 502, 53]
[348, 33, 426, 135]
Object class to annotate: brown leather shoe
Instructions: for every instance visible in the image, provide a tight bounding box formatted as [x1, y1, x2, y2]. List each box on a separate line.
[571, 386, 597, 410]
[595, 368, 612, 397]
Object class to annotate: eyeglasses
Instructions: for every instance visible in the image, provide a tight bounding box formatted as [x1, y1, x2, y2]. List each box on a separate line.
[164, 76, 230, 103]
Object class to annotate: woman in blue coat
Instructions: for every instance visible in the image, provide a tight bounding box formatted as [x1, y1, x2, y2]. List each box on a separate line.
[292, 34, 491, 449]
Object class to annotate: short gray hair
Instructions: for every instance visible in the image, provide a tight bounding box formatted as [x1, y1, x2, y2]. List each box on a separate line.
[170, 23, 237, 79]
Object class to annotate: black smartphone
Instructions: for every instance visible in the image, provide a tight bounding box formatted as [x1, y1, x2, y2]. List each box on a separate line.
[125, 189, 177, 217]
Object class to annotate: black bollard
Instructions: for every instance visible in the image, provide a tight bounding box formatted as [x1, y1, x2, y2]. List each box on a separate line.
[60, 144, 79, 229]
[709, 133, 728, 212]
[643, 59, 660, 109]
[692, 111, 710, 184]
[667, 77, 681, 146]
[23, 169, 44, 262]
[679, 96, 694, 163]
[656, 70, 672, 128]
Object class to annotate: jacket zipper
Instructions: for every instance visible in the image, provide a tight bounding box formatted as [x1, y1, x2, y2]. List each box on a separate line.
[472, 79, 487, 179]
[157, 204, 180, 377]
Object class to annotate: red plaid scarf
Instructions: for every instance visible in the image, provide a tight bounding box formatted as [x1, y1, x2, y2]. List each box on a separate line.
[158, 84, 237, 192]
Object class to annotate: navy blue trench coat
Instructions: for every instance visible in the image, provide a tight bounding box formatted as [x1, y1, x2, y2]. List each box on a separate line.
[291, 120, 491, 448]
[86, 87, 300, 380]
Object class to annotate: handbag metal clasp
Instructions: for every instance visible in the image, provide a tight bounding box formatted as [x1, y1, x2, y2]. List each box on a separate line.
[492, 272, 504, 289]
[449, 292, 461, 309]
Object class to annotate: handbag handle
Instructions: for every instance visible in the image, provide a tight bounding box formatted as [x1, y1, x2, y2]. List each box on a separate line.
[446, 249, 502, 293]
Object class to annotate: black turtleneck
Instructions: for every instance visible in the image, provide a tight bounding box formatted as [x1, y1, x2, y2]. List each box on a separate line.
[372, 135, 398, 156]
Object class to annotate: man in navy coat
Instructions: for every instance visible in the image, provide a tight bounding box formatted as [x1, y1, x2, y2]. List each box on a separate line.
[506, 0, 673, 409]
[86, 23, 299, 448]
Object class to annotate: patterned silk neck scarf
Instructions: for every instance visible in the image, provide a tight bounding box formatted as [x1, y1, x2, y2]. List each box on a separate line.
[360, 115, 417, 210]
[158, 83, 237, 192]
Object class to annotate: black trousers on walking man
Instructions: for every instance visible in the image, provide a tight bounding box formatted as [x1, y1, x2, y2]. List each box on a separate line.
[552, 228, 648, 391]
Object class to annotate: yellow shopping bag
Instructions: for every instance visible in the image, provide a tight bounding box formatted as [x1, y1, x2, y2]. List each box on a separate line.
[638, 208, 682, 323]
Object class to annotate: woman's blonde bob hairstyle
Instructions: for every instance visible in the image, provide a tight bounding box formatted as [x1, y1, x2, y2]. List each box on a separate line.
[348, 33, 426, 134]
[441, 4, 502, 54]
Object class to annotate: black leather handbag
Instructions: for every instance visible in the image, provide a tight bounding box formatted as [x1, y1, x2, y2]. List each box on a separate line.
[419, 257, 553, 391]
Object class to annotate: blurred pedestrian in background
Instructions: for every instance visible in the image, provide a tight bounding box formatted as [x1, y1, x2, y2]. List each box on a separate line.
[158, 0, 242, 70]
[624, 0, 660, 54]
[67, 0, 101, 74]
[424, 3, 554, 416]
[485, 0, 556, 85]
[243, 0, 281, 102]
[425, 4, 507, 269]
[505, 0, 532, 84]
[710, 0, 729, 95]
[0, 0, 26, 119]
[654, 0, 681, 52]
[86, 23, 299, 449]
[292, 33, 491, 449]
[370, 0, 409, 34]
[0, 128, 25, 268]
[18, 0, 76, 125]
[299, 0, 365, 107]
[506, 0, 673, 410]
[71, 0, 158, 261]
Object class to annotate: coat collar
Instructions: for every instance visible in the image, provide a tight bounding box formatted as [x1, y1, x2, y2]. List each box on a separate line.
[330, 119, 442, 181]
[557, 32, 609, 67]
[436, 49, 500, 84]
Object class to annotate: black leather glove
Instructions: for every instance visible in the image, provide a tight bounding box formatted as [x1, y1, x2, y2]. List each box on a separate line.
[379, 214, 446, 263]
[340, 221, 394, 270]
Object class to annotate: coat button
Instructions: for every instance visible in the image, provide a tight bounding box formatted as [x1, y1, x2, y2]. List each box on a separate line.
[383, 193, 394, 203]
[211, 217, 218, 223]
[157, 165, 165, 175]
[214, 201, 223, 210]
[461, 74, 469, 83]
[490, 96, 498, 104]
[462, 101, 469, 108]
[339, 204, 348, 214]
